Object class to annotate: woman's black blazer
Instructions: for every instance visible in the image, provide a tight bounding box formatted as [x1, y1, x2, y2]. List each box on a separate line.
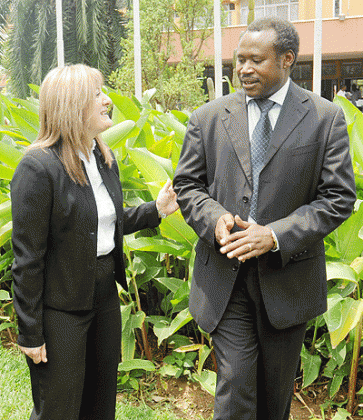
[11, 144, 160, 347]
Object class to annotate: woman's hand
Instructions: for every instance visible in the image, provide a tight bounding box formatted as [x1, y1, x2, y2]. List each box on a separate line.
[18, 343, 47, 364]
[156, 179, 179, 218]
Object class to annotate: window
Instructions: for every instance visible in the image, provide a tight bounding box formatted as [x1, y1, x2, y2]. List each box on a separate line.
[291, 63, 312, 81]
[341, 62, 363, 78]
[322, 62, 337, 78]
[334, 0, 341, 17]
[223, 3, 236, 26]
[240, 0, 299, 25]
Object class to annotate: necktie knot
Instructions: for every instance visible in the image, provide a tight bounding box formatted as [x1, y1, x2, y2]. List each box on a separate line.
[254, 98, 274, 114]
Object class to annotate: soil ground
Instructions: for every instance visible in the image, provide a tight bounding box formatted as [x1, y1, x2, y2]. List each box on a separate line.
[2, 328, 362, 419]
[117, 374, 362, 420]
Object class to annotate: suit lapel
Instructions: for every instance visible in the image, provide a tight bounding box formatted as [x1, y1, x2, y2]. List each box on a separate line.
[264, 82, 310, 168]
[222, 92, 253, 186]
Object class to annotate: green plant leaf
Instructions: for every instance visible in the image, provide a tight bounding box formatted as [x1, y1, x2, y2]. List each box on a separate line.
[131, 310, 146, 329]
[125, 236, 187, 257]
[326, 262, 359, 287]
[159, 210, 197, 252]
[127, 147, 173, 183]
[156, 113, 187, 144]
[332, 201, 363, 263]
[192, 370, 217, 396]
[118, 359, 155, 372]
[323, 357, 338, 379]
[0, 221, 12, 248]
[300, 345, 321, 388]
[10, 107, 39, 143]
[174, 344, 205, 353]
[0, 322, 14, 332]
[0, 200, 11, 220]
[102, 120, 138, 149]
[0, 128, 28, 143]
[329, 374, 344, 398]
[141, 88, 157, 105]
[325, 296, 363, 348]
[0, 165, 14, 181]
[160, 364, 179, 377]
[334, 96, 361, 126]
[350, 256, 363, 277]
[0, 141, 24, 169]
[154, 277, 184, 293]
[171, 281, 190, 306]
[350, 114, 363, 169]
[170, 110, 190, 125]
[109, 94, 141, 122]
[0, 290, 10, 300]
[28, 84, 40, 94]
[154, 308, 193, 346]
[129, 377, 139, 391]
[13, 98, 39, 115]
[121, 303, 136, 362]
[331, 340, 347, 367]
[331, 407, 352, 420]
[198, 345, 212, 375]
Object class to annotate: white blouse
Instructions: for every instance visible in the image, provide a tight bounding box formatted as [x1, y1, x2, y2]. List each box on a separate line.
[79, 141, 117, 257]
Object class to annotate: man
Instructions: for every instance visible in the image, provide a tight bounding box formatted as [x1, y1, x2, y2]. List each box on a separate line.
[173, 17, 356, 420]
[349, 83, 361, 106]
[336, 84, 350, 99]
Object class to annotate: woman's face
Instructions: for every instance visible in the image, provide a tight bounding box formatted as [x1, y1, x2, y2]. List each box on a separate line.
[86, 87, 113, 140]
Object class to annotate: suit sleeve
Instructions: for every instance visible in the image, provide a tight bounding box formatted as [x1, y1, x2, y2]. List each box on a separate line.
[173, 111, 231, 247]
[11, 154, 52, 348]
[123, 202, 160, 235]
[268, 106, 356, 267]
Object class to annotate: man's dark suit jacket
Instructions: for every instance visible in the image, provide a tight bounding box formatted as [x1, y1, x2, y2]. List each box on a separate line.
[11, 144, 160, 348]
[174, 82, 356, 334]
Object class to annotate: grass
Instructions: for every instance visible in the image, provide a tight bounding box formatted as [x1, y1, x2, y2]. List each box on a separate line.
[0, 346, 181, 420]
[0, 345, 33, 419]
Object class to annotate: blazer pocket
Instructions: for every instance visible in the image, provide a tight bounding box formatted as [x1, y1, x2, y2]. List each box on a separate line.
[195, 240, 210, 265]
[291, 143, 320, 156]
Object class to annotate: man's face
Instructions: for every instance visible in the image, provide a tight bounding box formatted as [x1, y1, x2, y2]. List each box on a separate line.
[236, 29, 294, 98]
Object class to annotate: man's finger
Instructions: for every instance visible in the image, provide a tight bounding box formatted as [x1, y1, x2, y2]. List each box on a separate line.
[235, 214, 250, 229]
[216, 214, 235, 245]
[162, 178, 172, 191]
[40, 344, 48, 363]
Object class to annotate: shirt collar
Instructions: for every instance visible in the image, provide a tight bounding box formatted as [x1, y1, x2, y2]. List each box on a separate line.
[246, 78, 291, 106]
[79, 139, 96, 162]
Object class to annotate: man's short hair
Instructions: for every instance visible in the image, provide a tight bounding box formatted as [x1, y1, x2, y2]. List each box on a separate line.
[241, 17, 300, 70]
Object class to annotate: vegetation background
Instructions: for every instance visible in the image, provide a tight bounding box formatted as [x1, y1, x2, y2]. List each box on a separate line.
[0, 1, 362, 419]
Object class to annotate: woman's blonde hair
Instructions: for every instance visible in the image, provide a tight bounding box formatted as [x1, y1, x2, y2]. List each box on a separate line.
[29, 64, 113, 185]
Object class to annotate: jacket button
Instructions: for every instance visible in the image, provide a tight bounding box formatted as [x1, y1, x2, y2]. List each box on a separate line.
[232, 264, 239, 271]
[243, 196, 249, 203]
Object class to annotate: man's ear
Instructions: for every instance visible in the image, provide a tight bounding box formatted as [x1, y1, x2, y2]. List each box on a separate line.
[282, 50, 295, 70]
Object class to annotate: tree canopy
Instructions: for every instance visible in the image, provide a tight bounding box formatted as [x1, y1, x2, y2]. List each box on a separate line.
[109, 0, 215, 110]
[2, 0, 126, 98]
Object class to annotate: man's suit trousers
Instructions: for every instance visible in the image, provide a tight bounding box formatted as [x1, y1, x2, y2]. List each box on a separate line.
[211, 259, 307, 420]
[26, 253, 121, 420]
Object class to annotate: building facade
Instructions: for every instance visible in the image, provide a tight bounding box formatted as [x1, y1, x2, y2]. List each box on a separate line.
[170, 0, 363, 101]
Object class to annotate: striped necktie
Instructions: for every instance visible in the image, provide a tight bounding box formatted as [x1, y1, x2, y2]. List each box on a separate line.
[249, 98, 275, 220]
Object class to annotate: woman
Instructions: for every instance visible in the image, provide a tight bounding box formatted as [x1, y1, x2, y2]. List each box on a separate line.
[11, 64, 179, 420]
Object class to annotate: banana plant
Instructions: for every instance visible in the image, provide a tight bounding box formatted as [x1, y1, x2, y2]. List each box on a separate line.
[303, 96, 363, 412]
[108, 89, 199, 370]
[0, 86, 200, 366]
